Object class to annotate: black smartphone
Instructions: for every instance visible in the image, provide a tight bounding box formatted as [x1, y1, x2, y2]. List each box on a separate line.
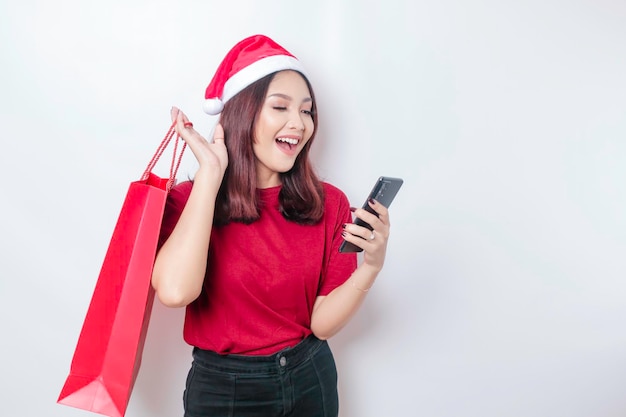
[339, 176, 404, 253]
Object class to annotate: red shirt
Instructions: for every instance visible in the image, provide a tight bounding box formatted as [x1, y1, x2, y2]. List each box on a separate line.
[159, 181, 357, 355]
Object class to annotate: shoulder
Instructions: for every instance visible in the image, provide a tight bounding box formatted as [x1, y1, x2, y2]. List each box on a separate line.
[166, 180, 193, 208]
[322, 181, 343, 194]
[159, 180, 194, 246]
[322, 182, 350, 209]
[170, 180, 193, 199]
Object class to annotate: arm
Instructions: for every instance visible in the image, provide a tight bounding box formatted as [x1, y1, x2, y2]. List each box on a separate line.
[151, 107, 228, 308]
[310, 199, 390, 339]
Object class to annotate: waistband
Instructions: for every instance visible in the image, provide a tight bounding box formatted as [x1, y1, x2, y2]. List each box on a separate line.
[191, 334, 326, 374]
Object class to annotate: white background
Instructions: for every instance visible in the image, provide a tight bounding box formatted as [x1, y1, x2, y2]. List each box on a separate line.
[1, 0, 625, 416]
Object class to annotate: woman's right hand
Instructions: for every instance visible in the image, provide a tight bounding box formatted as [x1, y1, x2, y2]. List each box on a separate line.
[171, 106, 228, 182]
[152, 108, 227, 307]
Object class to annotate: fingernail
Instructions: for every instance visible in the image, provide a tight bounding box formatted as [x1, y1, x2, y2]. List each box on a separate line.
[342, 223, 347, 229]
[350, 207, 357, 212]
[368, 198, 377, 205]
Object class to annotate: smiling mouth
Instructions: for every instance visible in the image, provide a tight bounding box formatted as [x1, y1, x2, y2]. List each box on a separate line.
[276, 137, 300, 150]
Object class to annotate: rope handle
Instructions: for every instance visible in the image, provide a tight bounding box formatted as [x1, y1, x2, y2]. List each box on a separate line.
[140, 120, 187, 191]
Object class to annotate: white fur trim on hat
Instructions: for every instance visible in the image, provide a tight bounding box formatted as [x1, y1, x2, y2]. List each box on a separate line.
[203, 55, 306, 115]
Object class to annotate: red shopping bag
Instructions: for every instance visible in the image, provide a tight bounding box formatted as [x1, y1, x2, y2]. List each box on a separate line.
[58, 121, 186, 417]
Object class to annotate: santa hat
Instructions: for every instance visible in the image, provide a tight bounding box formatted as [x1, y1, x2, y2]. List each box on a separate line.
[202, 34, 307, 115]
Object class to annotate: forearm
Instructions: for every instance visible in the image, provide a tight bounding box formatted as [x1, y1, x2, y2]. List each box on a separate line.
[151, 171, 219, 307]
[310, 262, 381, 340]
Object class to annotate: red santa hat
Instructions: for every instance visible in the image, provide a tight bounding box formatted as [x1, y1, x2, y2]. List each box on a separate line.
[202, 34, 307, 115]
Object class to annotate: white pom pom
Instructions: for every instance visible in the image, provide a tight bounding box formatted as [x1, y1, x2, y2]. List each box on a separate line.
[203, 98, 224, 115]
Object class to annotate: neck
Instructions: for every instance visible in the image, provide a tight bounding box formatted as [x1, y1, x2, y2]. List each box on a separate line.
[256, 172, 281, 189]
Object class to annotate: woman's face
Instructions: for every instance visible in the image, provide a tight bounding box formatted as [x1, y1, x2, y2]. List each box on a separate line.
[253, 70, 315, 188]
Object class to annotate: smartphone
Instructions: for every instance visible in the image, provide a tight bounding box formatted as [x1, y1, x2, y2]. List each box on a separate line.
[339, 176, 404, 253]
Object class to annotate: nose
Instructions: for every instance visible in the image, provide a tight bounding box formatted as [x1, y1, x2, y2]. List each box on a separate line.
[287, 110, 305, 131]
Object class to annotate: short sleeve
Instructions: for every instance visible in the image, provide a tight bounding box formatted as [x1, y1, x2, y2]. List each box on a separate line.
[317, 183, 358, 296]
[158, 180, 193, 249]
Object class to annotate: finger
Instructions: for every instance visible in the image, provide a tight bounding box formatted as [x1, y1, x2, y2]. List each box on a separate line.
[368, 199, 389, 222]
[213, 123, 225, 143]
[176, 108, 186, 125]
[170, 106, 180, 123]
[342, 229, 382, 257]
[174, 109, 199, 139]
[352, 209, 383, 232]
[341, 230, 366, 251]
[170, 110, 210, 150]
[171, 107, 188, 133]
[343, 222, 377, 242]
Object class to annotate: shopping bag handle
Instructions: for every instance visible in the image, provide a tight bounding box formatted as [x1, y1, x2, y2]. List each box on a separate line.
[140, 120, 187, 191]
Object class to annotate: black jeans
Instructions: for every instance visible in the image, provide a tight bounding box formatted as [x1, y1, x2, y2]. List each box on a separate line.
[183, 335, 339, 417]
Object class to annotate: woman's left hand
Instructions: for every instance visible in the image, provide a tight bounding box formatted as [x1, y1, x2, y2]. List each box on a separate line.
[343, 199, 390, 271]
[311, 199, 390, 338]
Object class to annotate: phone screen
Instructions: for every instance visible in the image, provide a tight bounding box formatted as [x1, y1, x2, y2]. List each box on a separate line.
[339, 176, 403, 253]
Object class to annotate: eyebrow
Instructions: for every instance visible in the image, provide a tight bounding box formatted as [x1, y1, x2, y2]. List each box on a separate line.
[267, 93, 312, 103]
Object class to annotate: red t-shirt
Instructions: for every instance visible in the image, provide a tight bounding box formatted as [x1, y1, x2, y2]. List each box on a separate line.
[158, 181, 357, 355]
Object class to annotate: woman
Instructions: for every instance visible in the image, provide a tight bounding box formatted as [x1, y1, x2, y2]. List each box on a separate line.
[152, 34, 391, 417]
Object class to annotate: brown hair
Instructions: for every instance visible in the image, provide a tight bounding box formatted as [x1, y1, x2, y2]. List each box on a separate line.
[213, 71, 325, 225]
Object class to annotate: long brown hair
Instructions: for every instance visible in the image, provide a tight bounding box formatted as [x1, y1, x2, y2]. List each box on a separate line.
[213, 70, 325, 225]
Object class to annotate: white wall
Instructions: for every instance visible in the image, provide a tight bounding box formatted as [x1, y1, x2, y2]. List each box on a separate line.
[1, 0, 625, 416]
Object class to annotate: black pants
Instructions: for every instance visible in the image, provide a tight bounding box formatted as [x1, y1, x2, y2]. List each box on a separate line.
[183, 335, 339, 417]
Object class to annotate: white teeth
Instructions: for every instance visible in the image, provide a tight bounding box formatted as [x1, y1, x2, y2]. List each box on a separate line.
[276, 137, 299, 145]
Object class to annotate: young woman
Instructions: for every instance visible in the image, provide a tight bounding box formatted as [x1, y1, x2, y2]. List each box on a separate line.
[152, 34, 392, 417]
